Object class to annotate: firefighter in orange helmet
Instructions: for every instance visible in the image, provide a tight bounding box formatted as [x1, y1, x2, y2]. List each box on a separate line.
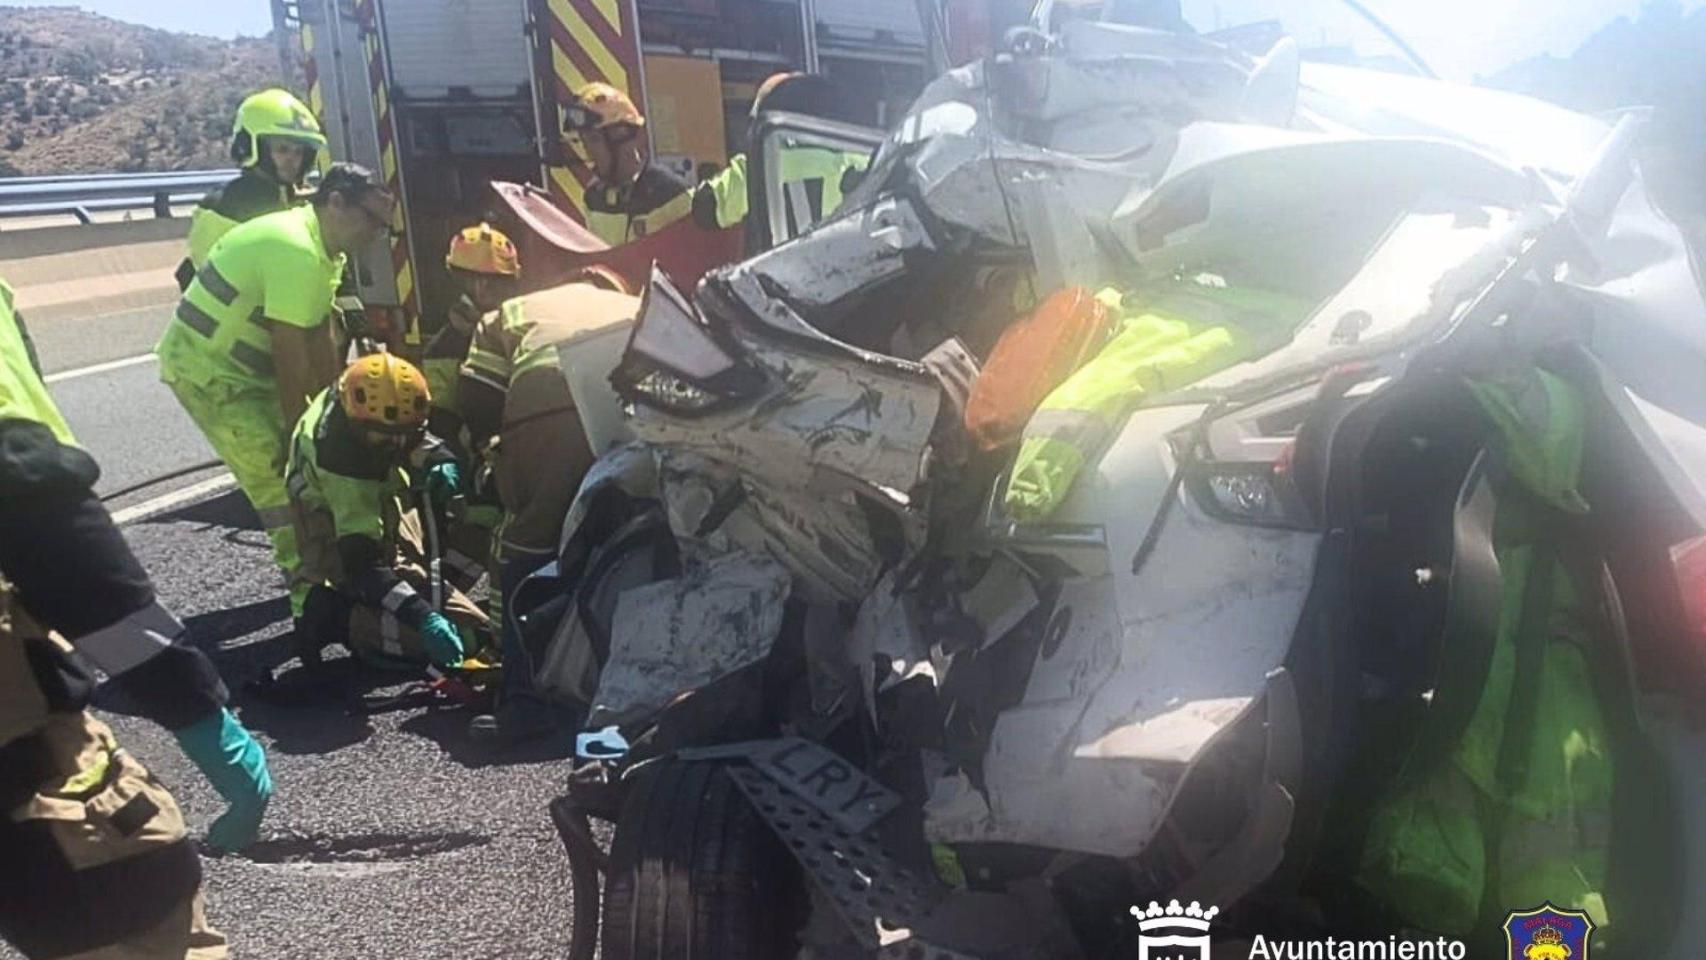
[561, 82, 694, 246]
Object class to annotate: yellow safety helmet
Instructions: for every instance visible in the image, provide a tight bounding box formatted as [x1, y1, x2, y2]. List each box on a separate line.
[564, 82, 644, 132]
[231, 88, 327, 170]
[337, 353, 431, 433]
[445, 222, 520, 277]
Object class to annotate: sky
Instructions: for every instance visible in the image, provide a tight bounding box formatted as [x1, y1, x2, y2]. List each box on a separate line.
[1181, 0, 1706, 80]
[12, 0, 275, 40]
[10, 0, 1705, 80]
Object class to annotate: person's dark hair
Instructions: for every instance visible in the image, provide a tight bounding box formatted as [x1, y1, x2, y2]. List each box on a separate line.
[311, 162, 387, 205]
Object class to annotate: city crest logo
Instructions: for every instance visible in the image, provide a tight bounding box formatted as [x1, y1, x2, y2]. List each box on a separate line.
[1504, 903, 1595, 960]
[1131, 899, 1219, 960]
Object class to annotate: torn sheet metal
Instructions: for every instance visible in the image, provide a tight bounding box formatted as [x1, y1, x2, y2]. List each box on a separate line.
[589, 550, 792, 726]
[927, 491, 1318, 857]
[996, 25, 1250, 130]
[848, 570, 934, 725]
[904, 133, 1141, 247]
[655, 449, 912, 603]
[630, 329, 942, 500]
[741, 195, 936, 310]
[957, 556, 1040, 650]
[553, 443, 660, 558]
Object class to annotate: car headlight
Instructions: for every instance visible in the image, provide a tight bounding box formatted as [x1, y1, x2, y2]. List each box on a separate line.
[612, 265, 765, 415]
[627, 369, 723, 413]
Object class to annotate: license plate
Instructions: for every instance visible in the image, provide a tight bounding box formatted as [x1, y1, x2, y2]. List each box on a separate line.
[751, 737, 902, 835]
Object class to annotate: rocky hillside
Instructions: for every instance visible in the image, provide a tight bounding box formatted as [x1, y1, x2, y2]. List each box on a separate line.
[0, 6, 289, 176]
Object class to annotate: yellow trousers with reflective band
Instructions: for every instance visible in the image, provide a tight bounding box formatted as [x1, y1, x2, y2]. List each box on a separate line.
[166, 378, 305, 615]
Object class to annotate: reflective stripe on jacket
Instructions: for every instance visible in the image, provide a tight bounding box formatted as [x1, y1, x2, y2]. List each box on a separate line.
[0, 280, 75, 446]
[582, 161, 694, 247]
[185, 168, 296, 270]
[695, 148, 870, 233]
[1003, 288, 1249, 520]
[286, 388, 407, 552]
[157, 205, 343, 390]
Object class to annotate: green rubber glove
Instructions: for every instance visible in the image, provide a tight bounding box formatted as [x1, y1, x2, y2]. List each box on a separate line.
[419, 611, 465, 669]
[172, 707, 273, 852]
[425, 462, 462, 505]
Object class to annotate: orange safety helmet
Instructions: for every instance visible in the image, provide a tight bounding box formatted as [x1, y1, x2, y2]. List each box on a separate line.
[565, 264, 634, 295]
[337, 352, 431, 433]
[565, 82, 645, 132]
[445, 222, 520, 277]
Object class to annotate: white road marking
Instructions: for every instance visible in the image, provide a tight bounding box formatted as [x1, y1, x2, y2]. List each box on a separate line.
[111, 473, 237, 525]
[44, 352, 157, 383]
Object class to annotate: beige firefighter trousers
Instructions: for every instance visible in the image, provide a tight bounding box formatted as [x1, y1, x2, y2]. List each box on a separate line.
[6, 711, 228, 960]
[291, 502, 490, 664]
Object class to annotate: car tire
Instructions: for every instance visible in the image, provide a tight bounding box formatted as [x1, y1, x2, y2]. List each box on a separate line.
[601, 760, 798, 960]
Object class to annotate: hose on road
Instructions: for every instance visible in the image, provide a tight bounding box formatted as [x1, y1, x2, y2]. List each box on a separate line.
[98, 458, 224, 502]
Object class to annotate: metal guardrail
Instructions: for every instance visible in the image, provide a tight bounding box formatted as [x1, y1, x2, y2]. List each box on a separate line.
[0, 170, 235, 224]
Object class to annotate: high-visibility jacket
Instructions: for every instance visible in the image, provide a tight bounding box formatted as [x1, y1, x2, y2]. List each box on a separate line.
[423, 299, 483, 412]
[582, 161, 694, 247]
[0, 279, 74, 447]
[1003, 287, 1254, 520]
[286, 389, 440, 625]
[693, 147, 870, 234]
[1357, 368, 1615, 949]
[2, 280, 226, 747]
[462, 282, 638, 555]
[1, 279, 74, 747]
[157, 205, 344, 391]
[183, 168, 297, 277]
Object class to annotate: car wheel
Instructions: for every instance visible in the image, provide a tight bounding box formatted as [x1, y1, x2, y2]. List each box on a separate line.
[602, 760, 799, 960]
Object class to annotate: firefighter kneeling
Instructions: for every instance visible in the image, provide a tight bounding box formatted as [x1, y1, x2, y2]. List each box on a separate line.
[287, 354, 490, 671]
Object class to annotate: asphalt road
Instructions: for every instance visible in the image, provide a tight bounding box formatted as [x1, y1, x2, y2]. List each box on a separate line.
[9, 303, 585, 959]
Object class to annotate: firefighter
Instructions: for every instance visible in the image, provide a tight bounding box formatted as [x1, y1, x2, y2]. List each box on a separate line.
[561, 82, 694, 246]
[419, 224, 521, 602]
[287, 353, 489, 671]
[1, 279, 269, 959]
[423, 222, 521, 460]
[176, 88, 328, 290]
[460, 269, 638, 747]
[691, 72, 870, 236]
[157, 163, 395, 633]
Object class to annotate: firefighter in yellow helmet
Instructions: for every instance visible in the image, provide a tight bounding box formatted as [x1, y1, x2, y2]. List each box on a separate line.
[561, 82, 694, 246]
[285, 353, 490, 670]
[176, 89, 328, 289]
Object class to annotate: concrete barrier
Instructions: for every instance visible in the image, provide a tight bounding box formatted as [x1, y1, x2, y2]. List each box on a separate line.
[0, 218, 189, 323]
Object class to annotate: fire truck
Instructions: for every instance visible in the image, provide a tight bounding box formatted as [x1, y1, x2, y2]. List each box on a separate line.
[270, 0, 946, 337]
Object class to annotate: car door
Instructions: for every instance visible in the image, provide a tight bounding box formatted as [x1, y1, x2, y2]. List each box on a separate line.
[744, 110, 885, 252]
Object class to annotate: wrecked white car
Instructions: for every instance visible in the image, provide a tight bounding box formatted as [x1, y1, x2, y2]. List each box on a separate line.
[517, 15, 1706, 960]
